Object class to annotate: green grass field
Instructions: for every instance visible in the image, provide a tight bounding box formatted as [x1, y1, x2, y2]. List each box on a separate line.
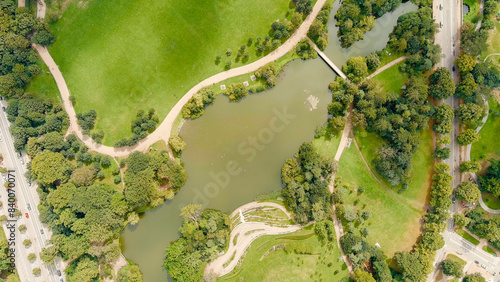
[456, 228, 480, 245]
[446, 254, 466, 271]
[482, 192, 500, 209]
[472, 99, 500, 162]
[354, 128, 433, 204]
[336, 145, 425, 256]
[481, 10, 500, 65]
[371, 62, 408, 97]
[47, 0, 297, 145]
[25, 62, 61, 103]
[220, 222, 350, 281]
[463, 0, 480, 23]
[312, 134, 341, 160]
[483, 245, 497, 256]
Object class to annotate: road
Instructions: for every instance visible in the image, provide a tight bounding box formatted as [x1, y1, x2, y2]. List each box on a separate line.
[0, 102, 63, 282]
[428, 0, 463, 280]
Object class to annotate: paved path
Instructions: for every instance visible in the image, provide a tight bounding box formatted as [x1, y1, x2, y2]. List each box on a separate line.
[34, 0, 329, 158]
[363, 55, 408, 81]
[205, 202, 302, 277]
[313, 44, 347, 79]
[464, 100, 500, 214]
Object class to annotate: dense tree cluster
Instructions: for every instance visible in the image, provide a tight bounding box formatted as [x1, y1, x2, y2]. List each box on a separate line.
[392, 163, 453, 281]
[388, 8, 441, 74]
[23, 127, 184, 281]
[389, 8, 436, 54]
[335, 0, 403, 48]
[296, 40, 318, 60]
[342, 56, 368, 83]
[455, 182, 481, 204]
[76, 109, 97, 135]
[254, 62, 278, 87]
[461, 22, 488, 57]
[281, 142, 334, 224]
[163, 204, 230, 281]
[340, 233, 392, 281]
[350, 77, 431, 186]
[429, 68, 455, 100]
[114, 109, 159, 147]
[308, 4, 332, 50]
[168, 135, 186, 154]
[224, 82, 248, 102]
[7, 97, 68, 151]
[294, 0, 313, 15]
[480, 159, 500, 198]
[0, 1, 55, 98]
[124, 151, 186, 210]
[181, 87, 215, 119]
[465, 207, 500, 251]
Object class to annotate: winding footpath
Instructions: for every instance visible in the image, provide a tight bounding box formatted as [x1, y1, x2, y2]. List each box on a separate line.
[466, 100, 500, 214]
[34, 0, 328, 158]
[204, 202, 302, 277]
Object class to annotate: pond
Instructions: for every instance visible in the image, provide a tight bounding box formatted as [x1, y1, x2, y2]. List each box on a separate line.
[119, 1, 418, 281]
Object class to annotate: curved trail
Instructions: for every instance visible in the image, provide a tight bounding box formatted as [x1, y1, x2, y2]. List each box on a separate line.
[484, 53, 500, 62]
[34, 0, 328, 158]
[205, 202, 302, 277]
[465, 100, 500, 214]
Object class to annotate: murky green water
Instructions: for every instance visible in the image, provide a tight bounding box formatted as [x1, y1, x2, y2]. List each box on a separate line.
[324, 1, 418, 67]
[120, 1, 417, 281]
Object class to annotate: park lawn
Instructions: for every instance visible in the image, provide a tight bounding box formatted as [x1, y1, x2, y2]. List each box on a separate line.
[47, 0, 298, 146]
[481, 192, 500, 209]
[456, 228, 480, 245]
[220, 222, 350, 282]
[481, 11, 500, 65]
[463, 0, 480, 23]
[472, 99, 500, 162]
[354, 128, 433, 206]
[371, 62, 408, 98]
[483, 245, 497, 256]
[25, 62, 60, 103]
[312, 134, 341, 160]
[336, 146, 424, 256]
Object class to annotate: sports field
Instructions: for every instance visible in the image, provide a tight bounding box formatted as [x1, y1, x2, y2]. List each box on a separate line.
[48, 0, 294, 145]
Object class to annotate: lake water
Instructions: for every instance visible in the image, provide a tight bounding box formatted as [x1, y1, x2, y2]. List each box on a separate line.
[119, 1, 417, 281]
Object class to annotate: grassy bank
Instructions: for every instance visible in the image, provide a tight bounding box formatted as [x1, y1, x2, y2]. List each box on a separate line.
[47, 0, 297, 145]
[456, 228, 480, 245]
[220, 222, 350, 281]
[472, 99, 500, 162]
[336, 145, 424, 256]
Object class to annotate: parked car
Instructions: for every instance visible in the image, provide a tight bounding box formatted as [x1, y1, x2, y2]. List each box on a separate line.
[40, 229, 44, 235]
[25, 213, 29, 219]
[452, 197, 456, 204]
[440, 22, 443, 28]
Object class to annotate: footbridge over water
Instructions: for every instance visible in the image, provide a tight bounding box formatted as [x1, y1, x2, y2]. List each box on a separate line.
[312, 44, 347, 80]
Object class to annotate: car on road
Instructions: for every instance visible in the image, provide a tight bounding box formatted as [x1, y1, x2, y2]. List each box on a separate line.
[40, 229, 44, 234]
[57, 270, 61, 276]
[27, 204, 31, 211]
[452, 197, 456, 204]
[439, 4, 442, 10]
[1, 107, 5, 112]
[481, 264, 487, 269]
[20, 159, 23, 165]
[475, 260, 479, 264]
[0, 136, 3, 142]
[25, 213, 29, 219]
[440, 22, 443, 28]
[452, 66, 456, 72]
